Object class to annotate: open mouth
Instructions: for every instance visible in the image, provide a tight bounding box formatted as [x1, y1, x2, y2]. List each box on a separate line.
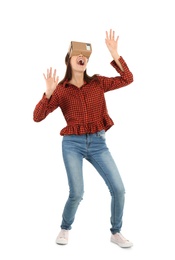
[77, 57, 85, 65]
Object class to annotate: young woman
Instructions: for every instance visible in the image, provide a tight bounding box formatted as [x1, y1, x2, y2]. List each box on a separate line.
[33, 29, 134, 248]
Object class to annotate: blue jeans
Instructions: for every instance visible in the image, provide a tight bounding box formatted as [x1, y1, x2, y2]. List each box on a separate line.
[61, 130, 125, 234]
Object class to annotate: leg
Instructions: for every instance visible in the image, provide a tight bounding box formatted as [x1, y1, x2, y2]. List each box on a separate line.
[87, 132, 125, 234]
[61, 136, 84, 230]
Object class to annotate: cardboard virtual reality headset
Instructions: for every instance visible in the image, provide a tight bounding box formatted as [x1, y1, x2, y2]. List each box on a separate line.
[68, 41, 92, 58]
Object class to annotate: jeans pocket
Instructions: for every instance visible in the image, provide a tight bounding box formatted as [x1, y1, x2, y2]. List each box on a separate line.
[96, 130, 106, 140]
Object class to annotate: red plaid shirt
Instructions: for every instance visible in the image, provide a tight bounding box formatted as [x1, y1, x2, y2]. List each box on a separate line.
[33, 56, 133, 135]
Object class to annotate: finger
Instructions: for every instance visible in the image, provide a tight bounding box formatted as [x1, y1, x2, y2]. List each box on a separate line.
[116, 35, 119, 42]
[43, 73, 46, 80]
[50, 67, 52, 77]
[56, 76, 59, 84]
[105, 30, 109, 39]
[109, 29, 112, 39]
[113, 30, 115, 39]
[47, 67, 52, 78]
[53, 69, 56, 80]
[47, 68, 50, 78]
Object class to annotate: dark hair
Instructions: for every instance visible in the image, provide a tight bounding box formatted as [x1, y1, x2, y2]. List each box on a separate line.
[59, 53, 98, 85]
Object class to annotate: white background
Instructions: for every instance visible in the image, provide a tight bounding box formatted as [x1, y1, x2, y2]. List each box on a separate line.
[0, 0, 175, 259]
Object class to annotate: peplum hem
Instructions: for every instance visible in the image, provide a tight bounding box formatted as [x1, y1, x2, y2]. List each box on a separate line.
[60, 116, 114, 136]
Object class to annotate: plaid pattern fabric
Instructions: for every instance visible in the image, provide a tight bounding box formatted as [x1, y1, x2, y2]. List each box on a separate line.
[33, 56, 133, 135]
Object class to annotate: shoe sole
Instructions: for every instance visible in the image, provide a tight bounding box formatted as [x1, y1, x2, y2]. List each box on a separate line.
[110, 237, 133, 248]
[56, 238, 68, 245]
[56, 242, 67, 245]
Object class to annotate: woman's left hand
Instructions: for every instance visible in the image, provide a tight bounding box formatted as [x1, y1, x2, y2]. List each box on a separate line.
[105, 29, 119, 56]
[105, 29, 123, 70]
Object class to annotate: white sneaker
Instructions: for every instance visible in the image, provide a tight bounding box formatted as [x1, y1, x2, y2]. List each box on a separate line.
[111, 232, 133, 248]
[56, 229, 69, 245]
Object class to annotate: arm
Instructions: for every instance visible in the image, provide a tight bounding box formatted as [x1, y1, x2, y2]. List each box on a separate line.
[98, 56, 133, 93]
[99, 29, 133, 92]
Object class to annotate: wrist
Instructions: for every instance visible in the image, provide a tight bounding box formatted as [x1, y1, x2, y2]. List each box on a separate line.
[111, 52, 120, 60]
[45, 91, 53, 99]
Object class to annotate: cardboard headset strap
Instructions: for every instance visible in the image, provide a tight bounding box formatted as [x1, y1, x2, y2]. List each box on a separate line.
[69, 41, 92, 58]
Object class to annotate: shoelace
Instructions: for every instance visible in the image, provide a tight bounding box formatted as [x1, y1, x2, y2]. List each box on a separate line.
[59, 230, 67, 239]
[118, 233, 128, 241]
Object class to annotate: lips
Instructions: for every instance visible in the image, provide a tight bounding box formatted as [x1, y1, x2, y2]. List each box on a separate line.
[76, 57, 85, 65]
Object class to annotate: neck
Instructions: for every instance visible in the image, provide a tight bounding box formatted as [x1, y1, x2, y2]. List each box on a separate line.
[69, 72, 84, 88]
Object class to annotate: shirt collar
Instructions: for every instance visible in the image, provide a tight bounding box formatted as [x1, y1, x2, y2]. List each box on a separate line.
[63, 79, 87, 88]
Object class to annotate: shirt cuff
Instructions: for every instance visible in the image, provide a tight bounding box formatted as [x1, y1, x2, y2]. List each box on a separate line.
[110, 56, 126, 73]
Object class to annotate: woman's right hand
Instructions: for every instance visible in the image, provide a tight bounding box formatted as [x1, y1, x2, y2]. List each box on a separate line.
[43, 67, 59, 98]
